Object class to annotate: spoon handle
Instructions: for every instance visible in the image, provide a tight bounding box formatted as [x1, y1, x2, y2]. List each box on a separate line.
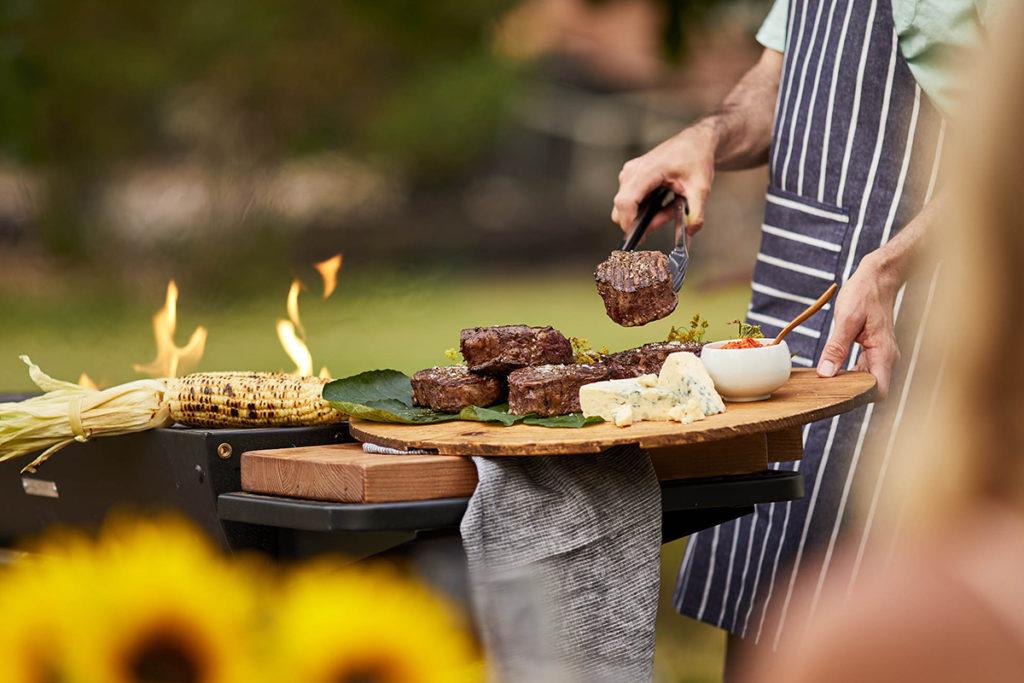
[772, 283, 839, 345]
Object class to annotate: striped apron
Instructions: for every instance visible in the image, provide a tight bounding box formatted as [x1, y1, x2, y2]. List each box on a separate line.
[673, 0, 946, 648]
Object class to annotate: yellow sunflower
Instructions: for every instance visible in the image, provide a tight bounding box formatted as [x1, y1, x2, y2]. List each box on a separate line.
[60, 516, 262, 683]
[0, 535, 94, 683]
[265, 561, 481, 683]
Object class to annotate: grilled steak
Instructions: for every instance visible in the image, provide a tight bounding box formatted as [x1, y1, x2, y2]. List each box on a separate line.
[603, 341, 705, 379]
[507, 364, 609, 416]
[460, 325, 574, 376]
[595, 250, 678, 326]
[411, 366, 505, 412]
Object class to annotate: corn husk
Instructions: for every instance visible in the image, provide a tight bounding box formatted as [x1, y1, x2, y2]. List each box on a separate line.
[0, 357, 172, 473]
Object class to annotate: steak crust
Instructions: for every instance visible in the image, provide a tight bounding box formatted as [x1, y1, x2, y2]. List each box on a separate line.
[507, 364, 609, 416]
[411, 366, 505, 412]
[595, 250, 678, 327]
[602, 341, 705, 379]
[460, 325, 574, 376]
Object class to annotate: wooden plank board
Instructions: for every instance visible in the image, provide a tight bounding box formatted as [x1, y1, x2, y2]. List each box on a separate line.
[241, 444, 477, 503]
[241, 429, 802, 503]
[349, 369, 873, 456]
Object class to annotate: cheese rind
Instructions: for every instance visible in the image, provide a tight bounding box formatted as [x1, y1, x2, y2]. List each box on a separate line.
[579, 352, 725, 427]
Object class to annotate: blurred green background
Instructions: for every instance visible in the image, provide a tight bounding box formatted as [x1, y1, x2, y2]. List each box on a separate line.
[0, 0, 778, 679]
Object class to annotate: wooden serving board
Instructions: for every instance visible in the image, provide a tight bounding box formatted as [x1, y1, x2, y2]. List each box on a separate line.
[349, 369, 875, 456]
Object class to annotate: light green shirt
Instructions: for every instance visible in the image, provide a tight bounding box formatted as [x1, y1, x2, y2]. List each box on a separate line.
[756, 0, 996, 114]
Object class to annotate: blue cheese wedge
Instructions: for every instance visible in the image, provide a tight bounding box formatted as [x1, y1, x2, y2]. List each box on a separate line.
[579, 352, 725, 427]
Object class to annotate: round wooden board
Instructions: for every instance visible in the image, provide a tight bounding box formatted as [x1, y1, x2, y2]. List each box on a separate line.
[349, 369, 876, 456]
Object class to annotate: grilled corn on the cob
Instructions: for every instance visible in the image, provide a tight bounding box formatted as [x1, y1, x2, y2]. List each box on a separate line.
[166, 372, 342, 428]
[0, 357, 345, 473]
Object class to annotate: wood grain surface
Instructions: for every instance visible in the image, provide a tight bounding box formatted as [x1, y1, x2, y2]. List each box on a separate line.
[349, 369, 874, 456]
[241, 429, 803, 503]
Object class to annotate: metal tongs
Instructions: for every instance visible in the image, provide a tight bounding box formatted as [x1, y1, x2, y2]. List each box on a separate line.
[621, 186, 690, 292]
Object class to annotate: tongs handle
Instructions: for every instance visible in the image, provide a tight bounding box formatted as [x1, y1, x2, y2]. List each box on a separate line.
[622, 186, 675, 251]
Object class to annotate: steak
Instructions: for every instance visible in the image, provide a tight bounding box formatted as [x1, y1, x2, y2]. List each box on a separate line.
[595, 250, 678, 326]
[602, 341, 705, 379]
[507, 364, 609, 416]
[460, 325, 574, 376]
[411, 366, 505, 412]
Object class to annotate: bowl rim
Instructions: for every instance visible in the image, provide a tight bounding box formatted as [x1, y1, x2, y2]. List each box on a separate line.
[703, 338, 787, 352]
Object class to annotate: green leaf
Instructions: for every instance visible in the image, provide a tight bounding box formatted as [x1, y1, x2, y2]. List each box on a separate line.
[523, 413, 604, 428]
[331, 398, 458, 425]
[324, 369, 414, 406]
[458, 403, 525, 426]
[324, 370, 457, 424]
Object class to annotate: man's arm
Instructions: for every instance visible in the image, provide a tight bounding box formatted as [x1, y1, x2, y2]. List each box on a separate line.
[611, 48, 783, 235]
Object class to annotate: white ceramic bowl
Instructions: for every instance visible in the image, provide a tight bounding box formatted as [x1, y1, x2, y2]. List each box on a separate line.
[700, 338, 792, 402]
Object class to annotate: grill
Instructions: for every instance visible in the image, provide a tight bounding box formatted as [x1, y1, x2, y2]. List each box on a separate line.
[0, 393, 803, 561]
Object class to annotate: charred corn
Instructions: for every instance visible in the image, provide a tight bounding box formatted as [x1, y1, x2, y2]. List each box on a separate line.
[166, 372, 343, 428]
[1, 358, 346, 473]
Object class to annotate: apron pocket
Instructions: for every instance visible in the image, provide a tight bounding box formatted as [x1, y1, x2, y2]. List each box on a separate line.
[748, 188, 850, 366]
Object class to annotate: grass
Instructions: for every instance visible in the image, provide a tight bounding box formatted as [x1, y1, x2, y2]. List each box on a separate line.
[0, 267, 744, 682]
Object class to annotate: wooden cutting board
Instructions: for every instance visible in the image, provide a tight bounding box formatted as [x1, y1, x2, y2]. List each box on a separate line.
[241, 431, 802, 503]
[350, 369, 875, 456]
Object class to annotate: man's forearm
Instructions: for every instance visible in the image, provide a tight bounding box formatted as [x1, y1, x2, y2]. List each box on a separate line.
[867, 196, 943, 287]
[698, 49, 784, 171]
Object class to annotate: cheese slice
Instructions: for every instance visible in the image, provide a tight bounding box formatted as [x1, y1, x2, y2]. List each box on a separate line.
[579, 352, 724, 427]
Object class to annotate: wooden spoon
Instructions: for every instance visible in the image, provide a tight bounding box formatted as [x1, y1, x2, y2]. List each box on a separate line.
[771, 283, 839, 345]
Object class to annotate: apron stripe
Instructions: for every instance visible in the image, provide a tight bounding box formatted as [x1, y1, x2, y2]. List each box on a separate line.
[752, 281, 834, 308]
[816, 0, 859, 202]
[834, 0, 880, 207]
[695, 525, 722, 620]
[780, 0, 829, 190]
[762, 224, 843, 251]
[765, 193, 848, 222]
[840, 35, 899, 283]
[746, 311, 822, 338]
[716, 518, 743, 628]
[755, 254, 835, 281]
[798, 0, 844, 195]
[771, 0, 813, 176]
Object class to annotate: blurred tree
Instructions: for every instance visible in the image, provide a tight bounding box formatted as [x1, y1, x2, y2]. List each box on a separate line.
[0, 0, 519, 257]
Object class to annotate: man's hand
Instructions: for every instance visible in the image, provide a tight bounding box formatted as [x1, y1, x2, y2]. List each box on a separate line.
[611, 123, 717, 236]
[817, 254, 903, 399]
[609, 48, 783, 237]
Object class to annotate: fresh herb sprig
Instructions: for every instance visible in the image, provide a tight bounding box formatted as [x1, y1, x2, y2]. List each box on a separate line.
[570, 337, 608, 364]
[667, 313, 710, 344]
[728, 319, 764, 339]
[444, 347, 466, 365]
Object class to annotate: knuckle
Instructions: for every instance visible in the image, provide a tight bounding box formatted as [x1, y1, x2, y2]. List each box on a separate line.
[823, 339, 848, 358]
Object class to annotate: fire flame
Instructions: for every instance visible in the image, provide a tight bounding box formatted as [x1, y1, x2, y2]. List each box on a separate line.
[314, 253, 343, 299]
[78, 373, 98, 390]
[277, 279, 313, 376]
[133, 280, 208, 378]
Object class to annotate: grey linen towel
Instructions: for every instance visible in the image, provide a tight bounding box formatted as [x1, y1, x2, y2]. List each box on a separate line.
[460, 446, 662, 682]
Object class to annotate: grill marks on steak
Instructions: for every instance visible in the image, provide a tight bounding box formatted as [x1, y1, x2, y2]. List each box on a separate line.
[411, 366, 505, 412]
[507, 364, 609, 417]
[603, 341, 705, 379]
[460, 325, 573, 375]
[595, 250, 678, 327]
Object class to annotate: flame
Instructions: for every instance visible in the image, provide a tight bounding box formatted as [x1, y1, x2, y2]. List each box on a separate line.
[134, 280, 208, 378]
[318, 366, 332, 380]
[78, 373, 98, 390]
[314, 253, 343, 299]
[277, 279, 314, 376]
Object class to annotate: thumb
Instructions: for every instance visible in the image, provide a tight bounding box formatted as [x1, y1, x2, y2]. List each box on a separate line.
[817, 309, 859, 378]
